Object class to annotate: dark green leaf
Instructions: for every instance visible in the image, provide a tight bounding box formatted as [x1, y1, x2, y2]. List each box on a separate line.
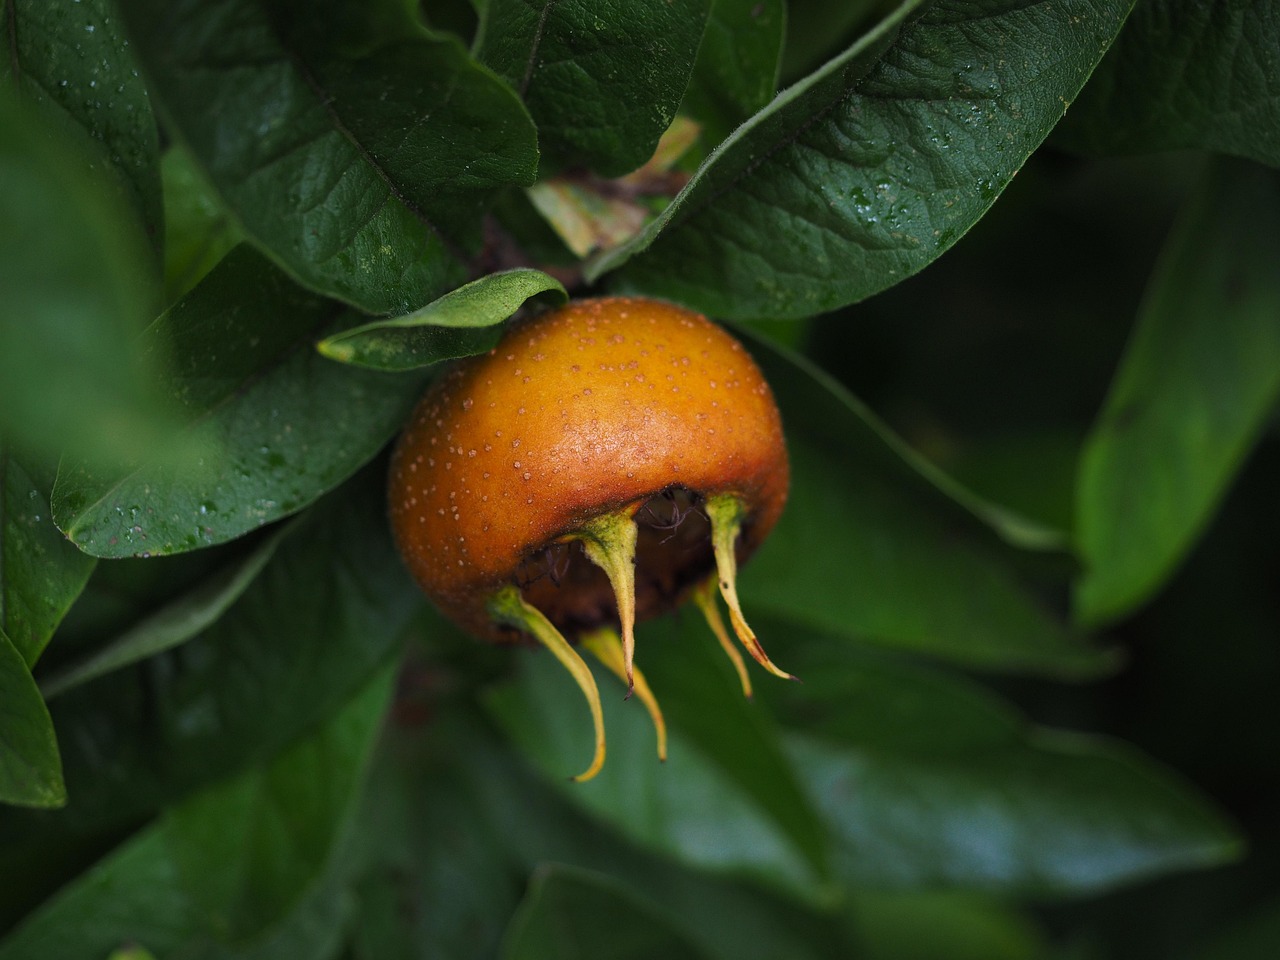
[781, 0, 892, 82]
[377, 712, 852, 960]
[1, 0, 163, 256]
[502, 864, 714, 960]
[0, 629, 64, 808]
[1057, 0, 1280, 166]
[849, 889, 1048, 960]
[51, 246, 428, 558]
[118, 0, 538, 314]
[345, 714, 527, 960]
[631, 612, 831, 882]
[318, 268, 567, 370]
[1, 470, 418, 848]
[0, 449, 96, 667]
[1192, 895, 1280, 960]
[0, 666, 389, 959]
[0, 826, 193, 959]
[1075, 160, 1280, 625]
[485, 639, 823, 899]
[161, 145, 243, 302]
[0, 89, 172, 468]
[764, 636, 1243, 894]
[744, 335, 1107, 677]
[593, 0, 1135, 319]
[164, 663, 393, 941]
[40, 521, 294, 698]
[679, 0, 785, 148]
[475, 0, 710, 176]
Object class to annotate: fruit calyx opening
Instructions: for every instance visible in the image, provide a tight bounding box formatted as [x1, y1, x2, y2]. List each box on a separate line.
[498, 488, 795, 781]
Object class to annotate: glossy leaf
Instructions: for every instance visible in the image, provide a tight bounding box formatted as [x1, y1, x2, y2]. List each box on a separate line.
[1058, 0, 1280, 167]
[486, 640, 823, 899]
[1075, 160, 1280, 625]
[762, 636, 1243, 894]
[744, 335, 1106, 677]
[51, 246, 428, 558]
[0, 449, 96, 667]
[0, 666, 390, 959]
[118, 0, 538, 314]
[593, 0, 1135, 319]
[679, 0, 785, 148]
[502, 865, 713, 960]
[1, 470, 418, 851]
[40, 521, 295, 698]
[318, 268, 567, 370]
[0, 89, 171, 469]
[475, 0, 711, 177]
[0, 629, 64, 808]
[0, 0, 162, 255]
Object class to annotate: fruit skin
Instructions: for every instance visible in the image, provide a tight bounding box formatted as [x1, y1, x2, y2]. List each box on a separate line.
[388, 296, 788, 643]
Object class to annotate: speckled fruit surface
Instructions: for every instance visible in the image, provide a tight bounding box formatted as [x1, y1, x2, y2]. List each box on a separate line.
[388, 296, 789, 642]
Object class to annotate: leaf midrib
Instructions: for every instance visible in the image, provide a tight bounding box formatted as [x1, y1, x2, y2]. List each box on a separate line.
[519, 0, 559, 98]
[276, 35, 467, 265]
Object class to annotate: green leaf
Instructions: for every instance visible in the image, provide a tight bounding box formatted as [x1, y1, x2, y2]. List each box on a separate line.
[679, 0, 785, 148]
[40, 521, 294, 699]
[764, 636, 1243, 895]
[0, 449, 96, 667]
[744, 335, 1107, 678]
[161, 145, 243, 302]
[849, 889, 1048, 960]
[485, 639, 824, 899]
[0, 88, 172, 469]
[475, 0, 711, 177]
[345, 714, 527, 960]
[318, 268, 567, 370]
[0, 0, 163, 256]
[592, 0, 1135, 319]
[1057, 0, 1280, 167]
[1075, 160, 1280, 625]
[51, 246, 428, 559]
[781, 0, 891, 82]
[164, 663, 393, 941]
[0, 629, 64, 808]
[0, 666, 390, 959]
[378, 711, 850, 960]
[1, 470, 418, 851]
[117, 0, 538, 315]
[502, 864, 714, 960]
[1192, 895, 1280, 960]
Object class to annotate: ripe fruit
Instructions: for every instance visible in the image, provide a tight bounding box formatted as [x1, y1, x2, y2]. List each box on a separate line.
[388, 296, 793, 779]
